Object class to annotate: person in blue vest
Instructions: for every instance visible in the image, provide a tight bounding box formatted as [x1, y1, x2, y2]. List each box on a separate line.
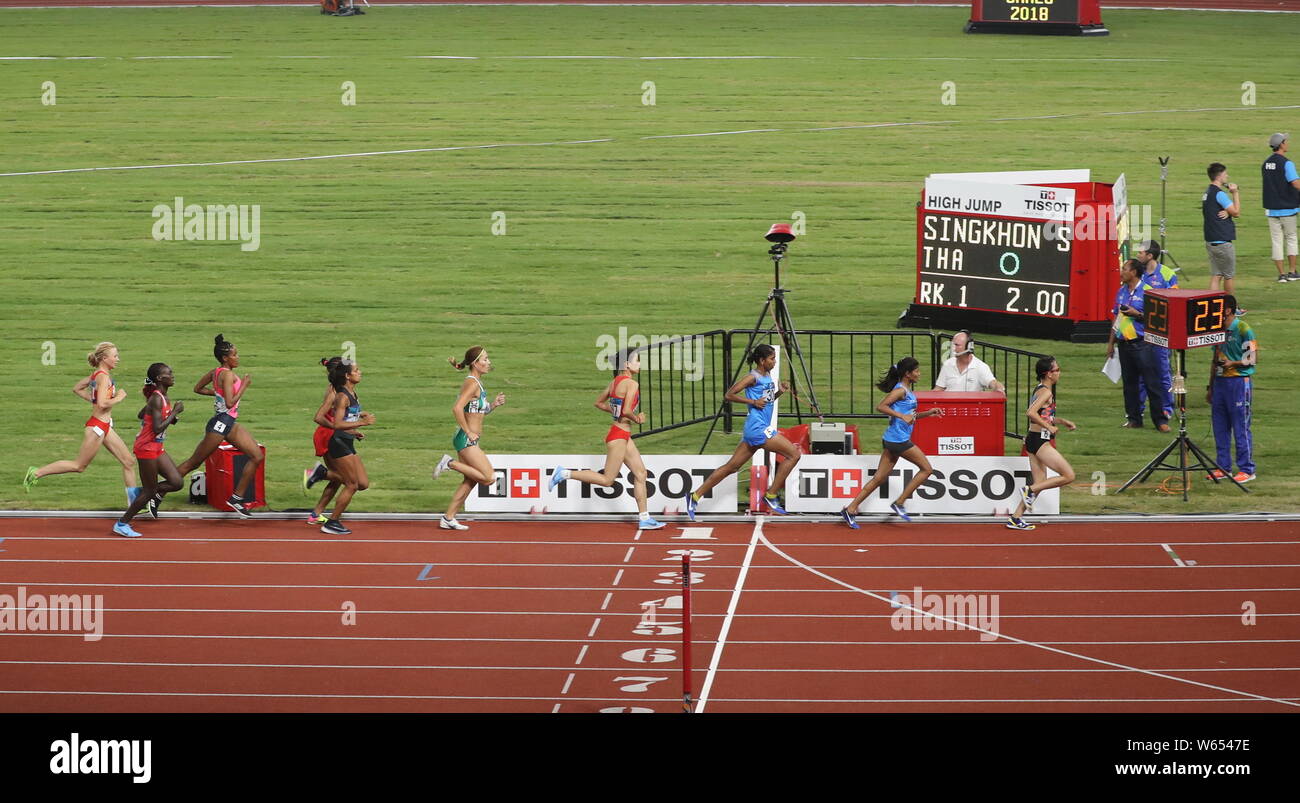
[1262, 133, 1300, 283]
[1206, 296, 1257, 484]
[1134, 240, 1178, 423]
[1203, 162, 1242, 297]
[1106, 259, 1170, 432]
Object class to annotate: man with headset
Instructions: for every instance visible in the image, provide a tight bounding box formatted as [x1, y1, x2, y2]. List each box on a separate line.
[934, 330, 1006, 394]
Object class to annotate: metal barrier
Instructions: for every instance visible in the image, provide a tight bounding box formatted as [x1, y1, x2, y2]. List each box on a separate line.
[627, 329, 1053, 446]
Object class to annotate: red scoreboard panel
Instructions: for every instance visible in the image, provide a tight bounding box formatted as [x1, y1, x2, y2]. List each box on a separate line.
[966, 0, 1108, 36]
[1143, 289, 1230, 350]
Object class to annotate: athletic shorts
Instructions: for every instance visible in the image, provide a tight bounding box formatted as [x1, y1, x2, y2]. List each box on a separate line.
[327, 433, 357, 458]
[882, 439, 915, 456]
[134, 443, 164, 461]
[1206, 241, 1236, 279]
[453, 428, 479, 452]
[743, 423, 777, 447]
[84, 416, 111, 438]
[205, 412, 237, 438]
[1025, 432, 1056, 455]
[605, 425, 632, 443]
[313, 425, 332, 458]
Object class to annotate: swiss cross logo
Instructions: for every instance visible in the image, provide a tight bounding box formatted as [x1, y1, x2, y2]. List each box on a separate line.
[510, 469, 541, 498]
[832, 469, 862, 498]
[1039, 190, 1056, 200]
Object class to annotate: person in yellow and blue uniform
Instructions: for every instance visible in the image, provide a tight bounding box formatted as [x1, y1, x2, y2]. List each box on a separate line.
[1106, 259, 1171, 432]
[1134, 240, 1179, 423]
[1207, 295, 1257, 483]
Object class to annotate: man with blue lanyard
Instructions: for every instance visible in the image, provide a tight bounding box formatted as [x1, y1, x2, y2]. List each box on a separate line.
[1206, 295, 1257, 483]
[1134, 240, 1178, 423]
[1106, 259, 1170, 432]
[1203, 162, 1242, 297]
[1262, 133, 1300, 283]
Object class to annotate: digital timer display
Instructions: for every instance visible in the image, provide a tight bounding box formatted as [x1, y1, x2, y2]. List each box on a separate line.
[978, 0, 1081, 23]
[916, 212, 1073, 317]
[1143, 289, 1229, 350]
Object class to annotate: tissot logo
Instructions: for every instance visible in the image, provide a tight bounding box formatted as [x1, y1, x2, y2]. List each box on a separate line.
[799, 469, 827, 497]
[481, 469, 509, 498]
[1039, 190, 1056, 200]
[832, 469, 862, 498]
[510, 468, 541, 499]
[798, 468, 862, 498]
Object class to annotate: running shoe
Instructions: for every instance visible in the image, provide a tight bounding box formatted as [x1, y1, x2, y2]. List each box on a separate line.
[147, 495, 161, 520]
[22, 467, 37, 493]
[1232, 472, 1256, 484]
[1006, 516, 1036, 531]
[431, 454, 453, 481]
[439, 517, 469, 531]
[306, 512, 328, 526]
[1020, 486, 1036, 513]
[321, 519, 351, 535]
[1205, 469, 1228, 480]
[839, 508, 859, 530]
[1289, 272, 1300, 281]
[763, 495, 788, 515]
[1278, 274, 1290, 284]
[889, 502, 912, 522]
[304, 463, 328, 492]
[112, 521, 142, 538]
[638, 517, 666, 530]
[227, 495, 253, 518]
[685, 493, 698, 522]
[548, 465, 567, 491]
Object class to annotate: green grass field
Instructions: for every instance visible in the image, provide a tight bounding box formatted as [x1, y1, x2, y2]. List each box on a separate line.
[1, 6, 1297, 514]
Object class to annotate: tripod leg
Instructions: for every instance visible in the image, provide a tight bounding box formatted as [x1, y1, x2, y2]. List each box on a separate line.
[1185, 437, 1250, 494]
[1116, 437, 1182, 493]
[700, 297, 774, 454]
[772, 294, 823, 422]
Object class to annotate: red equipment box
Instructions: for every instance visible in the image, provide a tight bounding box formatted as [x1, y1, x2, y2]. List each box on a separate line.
[1142, 288, 1230, 351]
[203, 442, 267, 512]
[913, 392, 1006, 456]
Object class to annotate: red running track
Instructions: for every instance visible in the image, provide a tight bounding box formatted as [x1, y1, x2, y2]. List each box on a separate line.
[1, 1, 1295, 10]
[0, 516, 1296, 712]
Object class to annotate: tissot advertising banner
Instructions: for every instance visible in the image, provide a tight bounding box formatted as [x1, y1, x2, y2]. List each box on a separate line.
[923, 177, 1076, 222]
[779, 455, 1059, 514]
[465, 455, 738, 513]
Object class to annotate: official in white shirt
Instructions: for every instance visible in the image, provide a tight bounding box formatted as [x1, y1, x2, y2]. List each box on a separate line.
[934, 331, 1006, 394]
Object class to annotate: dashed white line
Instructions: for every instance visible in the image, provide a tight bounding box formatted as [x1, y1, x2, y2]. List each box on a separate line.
[574, 645, 589, 665]
[622, 547, 635, 563]
[587, 619, 601, 638]
[612, 569, 624, 586]
[600, 592, 613, 611]
[561, 673, 575, 694]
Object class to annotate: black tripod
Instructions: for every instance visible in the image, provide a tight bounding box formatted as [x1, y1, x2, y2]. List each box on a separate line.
[699, 231, 823, 453]
[1116, 349, 1249, 501]
[1156, 156, 1183, 272]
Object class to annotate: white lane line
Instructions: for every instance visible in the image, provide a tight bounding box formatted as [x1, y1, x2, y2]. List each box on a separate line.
[696, 516, 762, 713]
[611, 569, 624, 586]
[9, 607, 1294, 619]
[803, 120, 956, 131]
[758, 534, 1300, 710]
[1162, 543, 1189, 567]
[551, 703, 561, 713]
[561, 673, 575, 694]
[641, 128, 781, 140]
[5, 558, 1293, 569]
[622, 547, 635, 563]
[406, 56, 478, 59]
[131, 56, 230, 60]
[587, 619, 601, 638]
[600, 592, 613, 611]
[5, 536, 1295, 548]
[574, 645, 589, 665]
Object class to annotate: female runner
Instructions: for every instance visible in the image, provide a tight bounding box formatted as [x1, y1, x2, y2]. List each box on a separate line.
[840, 357, 945, 528]
[317, 359, 374, 534]
[24, 342, 140, 503]
[547, 352, 664, 529]
[174, 334, 264, 517]
[432, 346, 506, 530]
[1007, 357, 1077, 531]
[685, 344, 801, 520]
[303, 356, 346, 526]
[112, 363, 186, 537]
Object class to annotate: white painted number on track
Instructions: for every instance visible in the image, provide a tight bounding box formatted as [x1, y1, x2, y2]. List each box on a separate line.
[621, 648, 677, 664]
[613, 676, 669, 693]
[653, 571, 704, 585]
[673, 527, 716, 540]
[599, 707, 655, 714]
[662, 549, 714, 562]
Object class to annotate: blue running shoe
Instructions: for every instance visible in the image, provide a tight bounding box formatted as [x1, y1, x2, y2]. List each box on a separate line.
[764, 494, 788, 515]
[1020, 486, 1036, 513]
[638, 517, 666, 530]
[839, 508, 859, 530]
[112, 521, 142, 538]
[1006, 516, 1036, 531]
[548, 465, 567, 491]
[889, 502, 912, 522]
[685, 493, 698, 522]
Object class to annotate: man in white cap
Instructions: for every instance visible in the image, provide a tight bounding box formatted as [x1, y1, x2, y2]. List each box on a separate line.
[1262, 133, 1300, 283]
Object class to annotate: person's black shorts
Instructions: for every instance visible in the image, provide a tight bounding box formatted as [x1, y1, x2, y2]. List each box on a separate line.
[327, 433, 357, 458]
[882, 439, 915, 456]
[1026, 431, 1055, 455]
[205, 413, 237, 437]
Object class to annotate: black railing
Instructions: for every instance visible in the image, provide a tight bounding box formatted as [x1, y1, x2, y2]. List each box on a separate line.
[627, 329, 1052, 444]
